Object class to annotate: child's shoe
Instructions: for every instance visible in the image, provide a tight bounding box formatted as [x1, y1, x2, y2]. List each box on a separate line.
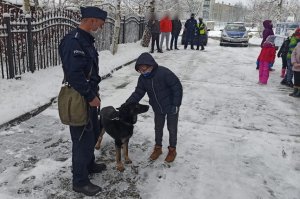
[287, 82, 294, 88]
[165, 146, 177, 163]
[280, 79, 287, 85]
[293, 90, 300, 97]
[289, 88, 298, 96]
[150, 145, 162, 160]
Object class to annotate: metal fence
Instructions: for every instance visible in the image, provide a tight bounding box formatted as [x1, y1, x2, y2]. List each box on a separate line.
[0, 9, 145, 79]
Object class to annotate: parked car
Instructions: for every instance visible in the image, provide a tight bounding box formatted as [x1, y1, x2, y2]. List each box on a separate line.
[181, 29, 208, 46]
[220, 23, 249, 47]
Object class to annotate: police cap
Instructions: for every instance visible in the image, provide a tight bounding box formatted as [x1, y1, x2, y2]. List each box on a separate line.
[80, 6, 107, 21]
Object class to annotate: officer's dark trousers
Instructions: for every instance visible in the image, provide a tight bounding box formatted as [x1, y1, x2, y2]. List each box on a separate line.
[196, 35, 205, 50]
[154, 111, 179, 148]
[170, 33, 179, 49]
[184, 32, 195, 49]
[69, 107, 100, 186]
[151, 33, 160, 52]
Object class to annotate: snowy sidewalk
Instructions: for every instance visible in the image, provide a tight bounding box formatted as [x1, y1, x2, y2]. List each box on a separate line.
[0, 39, 299, 199]
[0, 42, 147, 126]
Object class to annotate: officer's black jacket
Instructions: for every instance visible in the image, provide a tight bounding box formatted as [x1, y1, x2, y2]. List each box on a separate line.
[58, 28, 101, 102]
[126, 53, 183, 114]
[184, 18, 197, 34]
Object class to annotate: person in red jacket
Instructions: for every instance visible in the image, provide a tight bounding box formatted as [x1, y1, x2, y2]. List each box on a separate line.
[257, 35, 276, 85]
[159, 13, 172, 52]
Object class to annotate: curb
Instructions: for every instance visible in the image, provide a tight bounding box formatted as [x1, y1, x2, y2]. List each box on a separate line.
[0, 58, 137, 130]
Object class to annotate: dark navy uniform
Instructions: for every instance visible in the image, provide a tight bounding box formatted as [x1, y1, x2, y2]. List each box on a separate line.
[184, 16, 197, 49]
[58, 28, 101, 187]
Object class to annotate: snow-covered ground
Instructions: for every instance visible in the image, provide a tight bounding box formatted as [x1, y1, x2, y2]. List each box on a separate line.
[0, 38, 299, 199]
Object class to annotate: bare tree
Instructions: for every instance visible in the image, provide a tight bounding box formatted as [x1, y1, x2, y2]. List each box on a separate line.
[111, 0, 121, 55]
[23, 0, 31, 13]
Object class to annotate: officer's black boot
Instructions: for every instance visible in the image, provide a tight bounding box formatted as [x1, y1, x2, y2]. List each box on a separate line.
[289, 87, 298, 96]
[89, 163, 107, 174]
[73, 181, 102, 196]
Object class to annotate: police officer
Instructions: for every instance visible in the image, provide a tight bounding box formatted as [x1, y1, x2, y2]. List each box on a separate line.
[58, 6, 107, 196]
[184, 13, 197, 50]
[196, 17, 206, 50]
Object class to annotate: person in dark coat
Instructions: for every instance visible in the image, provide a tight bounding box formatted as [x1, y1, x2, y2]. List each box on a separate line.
[277, 37, 291, 78]
[261, 20, 274, 47]
[147, 13, 162, 53]
[170, 15, 182, 50]
[58, 6, 107, 197]
[125, 52, 183, 163]
[184, 13, 197, 50]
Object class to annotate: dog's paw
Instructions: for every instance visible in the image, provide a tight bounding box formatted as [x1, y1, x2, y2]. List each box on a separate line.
[124, 159, 132, 164]
[116, 163, 125, 172]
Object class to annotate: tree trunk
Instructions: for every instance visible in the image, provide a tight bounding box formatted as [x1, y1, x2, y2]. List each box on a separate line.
[23, 0, 31, 14]
[111, 0, 121, 55]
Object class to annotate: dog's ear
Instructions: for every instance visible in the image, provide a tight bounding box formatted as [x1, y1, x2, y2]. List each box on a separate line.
[117, 101, 132, 111]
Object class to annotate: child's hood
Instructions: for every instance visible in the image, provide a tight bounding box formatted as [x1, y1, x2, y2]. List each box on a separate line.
[263, 35, 276, 47]
[263, 20, 273, 29]
[135, 53, 159, 71]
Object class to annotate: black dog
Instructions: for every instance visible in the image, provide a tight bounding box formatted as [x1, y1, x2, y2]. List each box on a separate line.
[95, 102, 149, 171]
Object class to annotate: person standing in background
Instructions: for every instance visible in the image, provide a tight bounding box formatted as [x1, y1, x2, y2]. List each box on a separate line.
[170, 15, 182, 50]
[147, 13, 162, 53]
[159, 13, 172, 52]
[196, 17, 207, 51]
[184, 13, 197, 50]
[256, 35, 276, 85]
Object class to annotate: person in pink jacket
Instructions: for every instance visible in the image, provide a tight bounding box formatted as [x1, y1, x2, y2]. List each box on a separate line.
[290, 42, 300, 97]
[256, 35, 276, 85]
[159, 13, 172, 51]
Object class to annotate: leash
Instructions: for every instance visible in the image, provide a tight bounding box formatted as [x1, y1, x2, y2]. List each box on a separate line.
[106, 115, 134, 127]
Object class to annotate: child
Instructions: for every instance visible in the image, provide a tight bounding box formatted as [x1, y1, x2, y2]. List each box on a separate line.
[125, 52, 183, 163]
[283, 28, 300, 87]
[277, 36, 291, 78]
[257, 35, 276, 84]
[290, 42, 300, 97]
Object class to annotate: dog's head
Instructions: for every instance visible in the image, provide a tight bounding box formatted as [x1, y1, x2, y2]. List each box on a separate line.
[117, 102, 149, 124]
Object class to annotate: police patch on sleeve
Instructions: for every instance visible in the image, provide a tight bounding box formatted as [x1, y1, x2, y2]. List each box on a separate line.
[73, 50, 85, 56]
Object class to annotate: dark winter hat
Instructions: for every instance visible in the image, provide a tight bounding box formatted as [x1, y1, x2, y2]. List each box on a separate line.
[191, 13, 195, 17]
[80, 6, 107, 21]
